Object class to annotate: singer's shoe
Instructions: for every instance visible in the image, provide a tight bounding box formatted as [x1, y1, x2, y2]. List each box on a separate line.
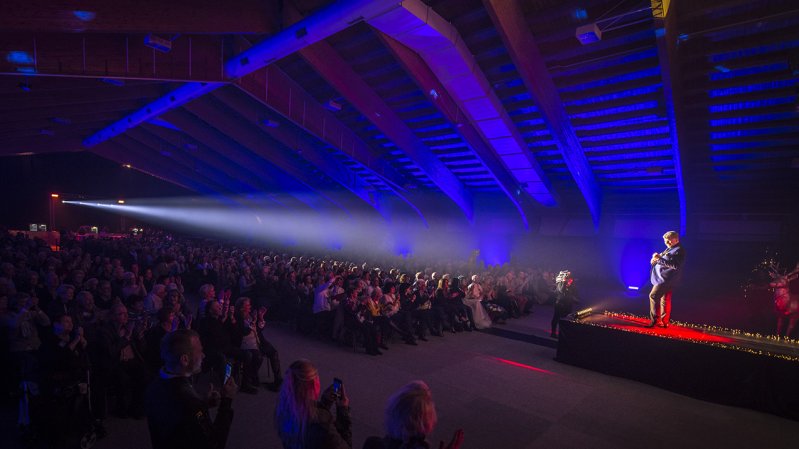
[645, 320, 658, 328]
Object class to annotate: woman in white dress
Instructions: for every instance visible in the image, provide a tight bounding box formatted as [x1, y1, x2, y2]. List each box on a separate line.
[464, 275, 493, 329]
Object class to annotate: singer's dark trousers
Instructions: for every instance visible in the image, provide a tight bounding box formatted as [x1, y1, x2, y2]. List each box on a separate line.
[649, 283, 672, 325]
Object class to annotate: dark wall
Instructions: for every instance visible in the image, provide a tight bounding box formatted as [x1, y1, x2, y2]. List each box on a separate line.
[0, 152, 193, 231]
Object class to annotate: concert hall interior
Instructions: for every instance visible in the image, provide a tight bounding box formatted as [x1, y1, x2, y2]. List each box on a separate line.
[1, 1, 798, 448]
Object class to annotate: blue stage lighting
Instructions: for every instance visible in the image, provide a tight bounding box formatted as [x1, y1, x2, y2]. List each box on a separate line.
[709, 79, 797, 98]
[73, 11, 96, 21]
[709, 97, 795, 113]
[6, 51, 33, 65]
[564, 85, 662, 107]
[570, 101, 660, 120]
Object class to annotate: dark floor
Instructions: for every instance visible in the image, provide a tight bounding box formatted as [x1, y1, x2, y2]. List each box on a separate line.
[4, 298, 799, 449]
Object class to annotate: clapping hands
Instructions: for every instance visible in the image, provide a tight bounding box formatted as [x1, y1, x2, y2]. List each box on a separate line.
[439, 429, 464, 449]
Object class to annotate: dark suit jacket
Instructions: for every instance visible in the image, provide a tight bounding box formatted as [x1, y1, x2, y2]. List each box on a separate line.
[650, 243, 685, 287]
[146, 375, 234, 449]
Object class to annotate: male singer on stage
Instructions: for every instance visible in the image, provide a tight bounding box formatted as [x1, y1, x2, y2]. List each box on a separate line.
[648, 231, 685, 328]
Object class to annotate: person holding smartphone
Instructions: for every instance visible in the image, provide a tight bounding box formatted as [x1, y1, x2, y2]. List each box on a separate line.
[274, 359, 351, 449]
[146, 329, 237, 449]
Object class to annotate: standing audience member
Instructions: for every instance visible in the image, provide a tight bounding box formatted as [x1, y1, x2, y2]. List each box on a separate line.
[550, 270, 577, 338]
[232, 297, 283, 392]
[46, 284, 75, 322]
[146, 329, 237, 449]
[95, 303, 148, 418]
[143, 284, 167, 316]
[197, 300, 238, 387]
[275, 359, 352, 449]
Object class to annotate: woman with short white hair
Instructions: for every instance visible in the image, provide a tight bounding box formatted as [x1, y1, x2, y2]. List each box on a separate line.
[362, 381, 463, 449]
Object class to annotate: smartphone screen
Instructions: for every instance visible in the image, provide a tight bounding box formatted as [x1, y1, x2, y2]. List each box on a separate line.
[224, 363, 233, 384]
[333, 377, 343, 395]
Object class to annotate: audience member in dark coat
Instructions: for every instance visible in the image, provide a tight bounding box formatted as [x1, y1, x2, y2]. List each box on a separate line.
[146, 329, 237, 449]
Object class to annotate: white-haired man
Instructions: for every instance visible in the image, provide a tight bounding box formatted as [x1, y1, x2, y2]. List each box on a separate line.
[648, 231, 686, 328]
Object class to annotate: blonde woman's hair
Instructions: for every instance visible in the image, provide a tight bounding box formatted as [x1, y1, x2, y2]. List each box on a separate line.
[274, 359, 321, 449]
[384, 381, 437, 441]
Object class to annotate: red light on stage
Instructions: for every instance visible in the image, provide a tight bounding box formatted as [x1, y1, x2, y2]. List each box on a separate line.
[607, 314, 735, 344]
[494, 357, 555, 375]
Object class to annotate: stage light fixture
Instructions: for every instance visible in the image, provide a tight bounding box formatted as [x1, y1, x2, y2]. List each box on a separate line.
[261, 119, 280, 128]
[627, 286, 639, 291]
[50, 193, 60, 198]
[576, 23, 602, 44]
[117, 199, 126, 204]
[574, 307, 593, 320]
[144, 34, 172, 53]
[326, 99, 343, 111]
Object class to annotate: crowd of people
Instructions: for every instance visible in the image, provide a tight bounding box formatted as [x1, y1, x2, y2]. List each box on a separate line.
[0, 228, 564, 448]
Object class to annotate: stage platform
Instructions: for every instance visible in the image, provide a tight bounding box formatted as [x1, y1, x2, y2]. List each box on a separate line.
[555, 311, 799, 421]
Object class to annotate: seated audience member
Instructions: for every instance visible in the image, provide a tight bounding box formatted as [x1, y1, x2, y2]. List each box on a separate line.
[399, 283, 429, 341]
[464, 276, 492, 329]
[411, 280, 440, 338]
[448, 277, 474, 332]
[343, 288, 381, 355]
[381, 283, 416, 345]
[146, 329, 237, 449]
[362, 381, 463, 449]
[274, 359, 352, 449]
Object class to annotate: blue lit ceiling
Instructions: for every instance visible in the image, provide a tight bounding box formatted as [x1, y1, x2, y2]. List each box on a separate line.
[1, 0, 797, 222]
